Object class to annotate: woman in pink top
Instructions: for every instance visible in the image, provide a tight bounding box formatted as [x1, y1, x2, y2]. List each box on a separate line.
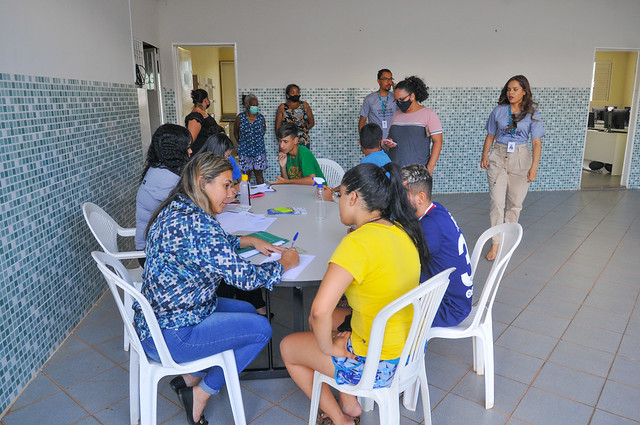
[386, 76, 443, 174]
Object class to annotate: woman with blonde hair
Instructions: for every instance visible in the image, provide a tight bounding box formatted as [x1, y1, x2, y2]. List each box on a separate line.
[136, 153, 299, 425]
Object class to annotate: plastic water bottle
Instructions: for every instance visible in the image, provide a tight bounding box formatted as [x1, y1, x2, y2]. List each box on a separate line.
[239, 174, 251, 207]
[313, 177, 326, 220]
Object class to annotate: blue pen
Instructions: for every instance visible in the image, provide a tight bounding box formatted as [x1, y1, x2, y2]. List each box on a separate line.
[289, 232, 299, 249]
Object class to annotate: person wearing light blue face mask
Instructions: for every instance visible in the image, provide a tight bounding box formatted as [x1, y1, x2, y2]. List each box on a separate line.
[234, 93, 268, 184]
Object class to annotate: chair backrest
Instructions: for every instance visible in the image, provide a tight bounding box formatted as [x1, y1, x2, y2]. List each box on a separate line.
[316, 158, 345, 187]
[354, 268, 454, 391]
[83, 202, 122, 254]
[467, 223, 523, 329]
[91, 251, 181, 369]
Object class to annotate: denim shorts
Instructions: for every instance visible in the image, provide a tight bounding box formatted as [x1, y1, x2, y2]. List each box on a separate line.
[331, 339, 399, 389]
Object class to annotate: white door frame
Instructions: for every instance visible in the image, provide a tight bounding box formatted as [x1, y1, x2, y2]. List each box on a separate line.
[171, 42, 239, 122]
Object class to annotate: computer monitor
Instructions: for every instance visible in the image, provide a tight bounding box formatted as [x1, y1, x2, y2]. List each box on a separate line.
[587, 112, 595, 128]
[592, 107, 605, 121]
[611, 109, 629, 130]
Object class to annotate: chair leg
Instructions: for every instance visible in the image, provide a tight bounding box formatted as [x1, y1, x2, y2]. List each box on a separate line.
[474, 336, 485, 376]
[483, 334, 495, 409]
[419, 368, 432, 425]
[378, 391, 400, 425]
[220, 350, 247, 425]
[138, 369, 158, 425]
[308, 372, 323, 425]
[402, 379, 419, 411]
[129, 351, 140, 425]
[124, 293, 133, 351]
[359, 396, 375, 412]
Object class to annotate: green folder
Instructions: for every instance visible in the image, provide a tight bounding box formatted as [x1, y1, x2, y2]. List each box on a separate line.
[236, 231, 289, 256]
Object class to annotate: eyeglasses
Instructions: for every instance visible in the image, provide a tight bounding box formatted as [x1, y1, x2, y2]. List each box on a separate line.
[379, 77, 394, 81]
[333, 191, 342, 202]
[396, 94, 411, 103]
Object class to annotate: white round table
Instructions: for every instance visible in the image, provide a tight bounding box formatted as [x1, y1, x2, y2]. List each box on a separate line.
[239, 184, 347, 378]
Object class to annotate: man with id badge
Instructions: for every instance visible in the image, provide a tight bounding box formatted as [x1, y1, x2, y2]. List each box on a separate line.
[358, 68, 397, 139]
[481, 75, 545, 261]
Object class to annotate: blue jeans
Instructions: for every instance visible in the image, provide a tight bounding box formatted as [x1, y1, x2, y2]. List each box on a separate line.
[142, 298, 272, 394]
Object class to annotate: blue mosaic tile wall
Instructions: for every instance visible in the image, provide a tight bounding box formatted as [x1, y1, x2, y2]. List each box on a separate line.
[163, 88, 177, 125]
[163, 85, 640, 189]
[233, 87, 593, 192]
[627, 94, 640, 188]
[0, 73, 142, 414]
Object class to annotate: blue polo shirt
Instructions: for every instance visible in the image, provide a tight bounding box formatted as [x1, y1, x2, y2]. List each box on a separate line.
[360, 150, 391, 167]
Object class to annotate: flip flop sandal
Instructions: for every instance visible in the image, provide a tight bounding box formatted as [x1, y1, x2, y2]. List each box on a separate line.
[316, 410, 334, 425]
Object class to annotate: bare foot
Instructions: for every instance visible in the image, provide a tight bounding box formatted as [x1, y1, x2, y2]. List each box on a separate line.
[486, 243, 499, 261]
[338, 394, 362, 418]
[182, 374, 202, 387]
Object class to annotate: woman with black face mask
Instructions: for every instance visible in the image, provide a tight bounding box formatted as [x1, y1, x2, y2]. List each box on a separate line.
[185, 89, 225, 154]
[275, 83, 315, 148]
[386, 76, 443, 173]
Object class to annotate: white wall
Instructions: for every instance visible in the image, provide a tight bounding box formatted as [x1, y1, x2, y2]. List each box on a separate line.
[0, 0, 133, 83]
[130, 0, 160, 47]
[153, 0, 640, 90]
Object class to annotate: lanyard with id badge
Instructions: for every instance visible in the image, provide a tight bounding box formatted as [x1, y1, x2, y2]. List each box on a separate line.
[507, 105, 517, 153]
[378, 92, 390, 129]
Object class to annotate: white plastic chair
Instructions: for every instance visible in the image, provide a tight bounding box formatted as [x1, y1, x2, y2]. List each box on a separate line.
[308, 268, 454, 425]
[91, 251, 247, 425]
[83, 202, 145, 350]
[427, 223, 523, 409]
[316, 158, 345, 187]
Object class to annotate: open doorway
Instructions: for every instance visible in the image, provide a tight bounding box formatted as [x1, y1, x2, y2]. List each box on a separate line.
[173, 44, 238, 138]
[581, 50, 639, 189]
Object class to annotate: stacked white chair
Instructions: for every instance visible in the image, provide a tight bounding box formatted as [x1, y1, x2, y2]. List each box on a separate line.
[92, 251, 247, 425]
[428, 222, 523, 409]
[308, 268, 454, 425]
[82, 202, 145, 350]
[316, 158, 345, 187]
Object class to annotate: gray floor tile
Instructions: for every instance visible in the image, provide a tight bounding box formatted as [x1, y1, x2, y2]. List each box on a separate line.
[493, 346, 544, 385]
[532, 362, 605, 406]
[617, 334, 640, 360]
[496, 326, 558, 360]
[598, 380, 640, 421]
[590, 409, 640, 425]
[600, 266, 639, 286]
[43, 348, 118, 388]
[241, 377, 298, 404]
[426, 337, 473, 365]
[431, 393, 508, 425]
[510, 309, 570, 338]
[513, 387, 594, 425]
[608, 356, 640, 388]
[526, 295, 581, 320]
[95, 337, 130, 365]
[562, 322, 623, 354]
[495, 287, 536, 309]
[492, 301, 523, 325]
[75, 305, 116, 329]
[277, 389, 311, 420]
[452, 370, 527, 414]
[548, 340, 615, 377]
[591, 279, 640, 301]
[250, 405, 306, 424]
[547, 268, 597, 291]
[73, 416, 102, 425]
[2, 391, 88, 425]
[7, 373, 60, 412]
[573, 305, 629, 334]
[45, 334, 92, 365]
[66, 366, 129, 413]
[96, 394, 181, 425]
[584, 292, 637, 316]
[625, 317, 640, 338]
[538, 282, 589, 304]
[423, 352, 470, 391]
[74, 315, 124, 347]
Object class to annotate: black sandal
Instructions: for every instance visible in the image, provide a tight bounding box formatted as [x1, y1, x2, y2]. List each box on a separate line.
[178, 387, 208, 425]
[170, 375, 187, 395]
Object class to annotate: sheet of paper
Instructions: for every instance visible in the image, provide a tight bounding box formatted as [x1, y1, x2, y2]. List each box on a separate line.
[250, 183, 276, 193]
[238, 240, 286, 259]
[216, 211, 276, 233]
[260, 253, 315, 280]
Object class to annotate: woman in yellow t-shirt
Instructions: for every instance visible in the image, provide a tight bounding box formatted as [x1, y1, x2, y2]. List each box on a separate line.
[281, 162, 430, 425]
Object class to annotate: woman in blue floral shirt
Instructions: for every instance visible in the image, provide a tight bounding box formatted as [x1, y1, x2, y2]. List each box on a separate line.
[135, 153, 299, 425]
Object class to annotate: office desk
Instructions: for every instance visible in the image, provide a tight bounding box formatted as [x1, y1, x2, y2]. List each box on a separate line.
[584, 129, 627, 176]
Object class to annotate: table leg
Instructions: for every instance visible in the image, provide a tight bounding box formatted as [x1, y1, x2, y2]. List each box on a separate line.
[293, 286, 304, 332]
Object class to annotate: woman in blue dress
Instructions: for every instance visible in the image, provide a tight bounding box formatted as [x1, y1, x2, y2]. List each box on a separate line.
[233, 94, 267, 184]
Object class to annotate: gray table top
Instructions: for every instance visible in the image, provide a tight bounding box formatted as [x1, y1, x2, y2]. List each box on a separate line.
[236, 185, 347, 286]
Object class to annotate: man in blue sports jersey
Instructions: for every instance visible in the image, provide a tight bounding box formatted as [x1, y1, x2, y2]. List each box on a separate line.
[402, 164, 473, 327]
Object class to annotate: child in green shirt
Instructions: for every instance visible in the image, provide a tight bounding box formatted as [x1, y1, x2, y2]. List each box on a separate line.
[273, 123, 325, 185]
